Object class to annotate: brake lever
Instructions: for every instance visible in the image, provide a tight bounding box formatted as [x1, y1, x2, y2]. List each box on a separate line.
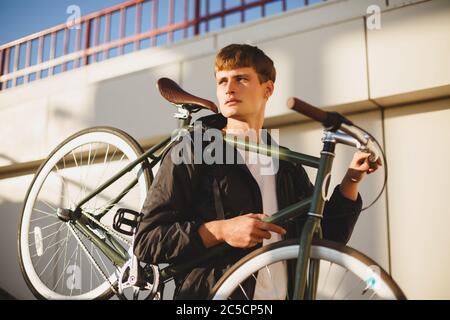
[339, 125, 380, 169]
[359, 135, 380, 169]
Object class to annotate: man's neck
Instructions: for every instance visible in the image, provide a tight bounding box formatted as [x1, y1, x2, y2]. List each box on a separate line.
[223, 117, 264, 143]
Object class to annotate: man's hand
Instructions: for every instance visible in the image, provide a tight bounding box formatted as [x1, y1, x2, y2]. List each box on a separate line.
[339, 151, 383, 201]
[198, 213, 286, 249]
[348, 151, 382, 179]
[220, 213, 287, 248]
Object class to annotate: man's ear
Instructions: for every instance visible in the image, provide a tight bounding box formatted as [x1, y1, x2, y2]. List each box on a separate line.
[264, 81, 274, 99]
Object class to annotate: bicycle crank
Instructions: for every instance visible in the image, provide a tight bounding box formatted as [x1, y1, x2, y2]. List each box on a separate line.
[117, 257, 161, 300]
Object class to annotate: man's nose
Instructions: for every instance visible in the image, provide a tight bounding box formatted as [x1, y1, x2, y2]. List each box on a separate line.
[225, 79, 236, 94]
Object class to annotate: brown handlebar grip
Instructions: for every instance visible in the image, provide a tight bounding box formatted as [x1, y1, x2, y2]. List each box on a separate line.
[287, 97, 328, 124]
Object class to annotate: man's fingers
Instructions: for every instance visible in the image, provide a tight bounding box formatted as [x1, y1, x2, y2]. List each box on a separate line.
[247, 241, 260, 248]
[357, 152, 371, 157]
[257, 221, 287, 235]
[357, 158, 367, 166]
[253, 229, 272, 240]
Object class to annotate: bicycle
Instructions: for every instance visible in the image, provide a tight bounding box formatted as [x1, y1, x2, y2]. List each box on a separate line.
[18, 77, 406, 300]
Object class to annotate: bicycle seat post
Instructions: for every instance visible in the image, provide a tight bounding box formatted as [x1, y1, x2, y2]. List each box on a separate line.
[174, 106, 192, 129]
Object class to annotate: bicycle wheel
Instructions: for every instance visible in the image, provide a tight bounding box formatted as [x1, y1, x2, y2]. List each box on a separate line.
[211, 239, 406, 300]
[18, 127, 153, 299]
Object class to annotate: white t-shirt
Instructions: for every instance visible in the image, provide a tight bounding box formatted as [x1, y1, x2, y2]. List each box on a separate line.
[236, 145, 288, 300]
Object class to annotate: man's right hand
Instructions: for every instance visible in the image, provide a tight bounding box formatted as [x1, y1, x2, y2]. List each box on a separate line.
[198, 213, 286, 248]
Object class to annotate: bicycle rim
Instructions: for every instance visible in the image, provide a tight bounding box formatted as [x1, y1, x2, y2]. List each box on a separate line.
[18, 127, 152, 299]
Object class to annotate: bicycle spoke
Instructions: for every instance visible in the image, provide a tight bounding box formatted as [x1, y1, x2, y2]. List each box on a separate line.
[79, 145, 84, 203]
[30, 214, 54, 223]
[94, 246, 112, 279]
[238, 283, 250, 300]
[73, 147, 84, 204]
[41, 199, 57, 211]
[94, 146, 118, 201]
[331, 269, 349, 299]
[70, 150, 80, 208]
[320, 262, 333, 296]
[87, 144, 100, 212]
[83, 181, 136, 218]
[31, 237, 66, 258]
[32, 208, 57, 219]
[38, 220, 62, 231]
[67, 225, 106, 294]
[265, 265, 281, 299]
[29, 224, 68, 248]
[342, 278, 365, 300]
[51, 243, 78, 292]
[81, 144, 93, 210]
[54, 164, 74, 207]
[79, 238, 83, 293]
[92, 152, 126, 213]
[88, 144, 112, 211]
[69, 247, 80, 296]
[90, 242, 94, 291]
[34, 223, 66, 267]
[38, 244, 64, 278]
[52, 226, 71, 291]
[45, 237, 70, 284]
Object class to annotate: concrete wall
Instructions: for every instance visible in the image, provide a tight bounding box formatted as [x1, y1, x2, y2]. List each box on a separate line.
[1, 0, 449, 299]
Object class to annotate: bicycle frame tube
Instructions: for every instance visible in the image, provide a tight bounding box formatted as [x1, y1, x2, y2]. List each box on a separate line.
[306, 258, 320, 300]
[294, 134, 336, 300]
[75, 135, 172, 209]
[73, 220, 128, 267]
[223, 136, 320, 168]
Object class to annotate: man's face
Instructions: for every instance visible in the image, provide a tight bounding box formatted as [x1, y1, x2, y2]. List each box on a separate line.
[215, 67, 273, 122]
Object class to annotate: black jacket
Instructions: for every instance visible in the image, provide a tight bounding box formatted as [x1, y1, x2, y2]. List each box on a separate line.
[134, 114, 362, 299]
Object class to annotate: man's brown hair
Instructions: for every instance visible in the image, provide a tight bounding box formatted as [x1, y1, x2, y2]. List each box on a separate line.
[215, 44, 276, 83]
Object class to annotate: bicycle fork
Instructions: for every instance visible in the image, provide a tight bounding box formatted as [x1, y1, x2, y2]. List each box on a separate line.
[293, 131, 336, 300]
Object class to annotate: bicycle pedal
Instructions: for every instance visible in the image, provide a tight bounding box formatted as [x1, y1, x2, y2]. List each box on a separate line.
[113, 208, 142, 236]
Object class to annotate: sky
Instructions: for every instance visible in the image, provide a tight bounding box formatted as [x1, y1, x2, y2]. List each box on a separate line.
[0, 0, 127, 45]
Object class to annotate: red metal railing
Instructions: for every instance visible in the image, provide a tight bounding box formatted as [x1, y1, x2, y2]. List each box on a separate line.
[0, 0, 324, 91]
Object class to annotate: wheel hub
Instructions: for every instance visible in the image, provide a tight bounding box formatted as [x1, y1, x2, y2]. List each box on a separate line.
[56, 207, 81, 222]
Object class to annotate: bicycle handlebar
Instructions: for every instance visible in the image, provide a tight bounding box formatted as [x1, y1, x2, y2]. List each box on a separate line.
[287, 97, 354, 130]
[287, 97, 380, 165]
[287, 97, 328, 123]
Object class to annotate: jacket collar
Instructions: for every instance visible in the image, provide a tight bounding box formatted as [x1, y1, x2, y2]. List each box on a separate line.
[194, 113, 294, 180]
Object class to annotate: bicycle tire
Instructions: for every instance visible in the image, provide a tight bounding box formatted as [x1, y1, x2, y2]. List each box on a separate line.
[211, 239, 406, 300]
[18, 127, 153, 299]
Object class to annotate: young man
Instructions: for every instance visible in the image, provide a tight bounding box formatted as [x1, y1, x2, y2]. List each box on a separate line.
[134, 44, 380, 299]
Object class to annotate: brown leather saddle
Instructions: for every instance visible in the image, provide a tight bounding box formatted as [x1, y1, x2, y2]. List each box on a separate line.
[157, 78, 218, 114]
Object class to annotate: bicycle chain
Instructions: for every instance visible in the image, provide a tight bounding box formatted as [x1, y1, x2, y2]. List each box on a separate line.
[68, 223, 119, 296]
[81, 210, 132, 246]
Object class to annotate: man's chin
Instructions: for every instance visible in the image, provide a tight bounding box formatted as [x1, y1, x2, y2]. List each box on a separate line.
[221, 108, 236, 118]
[222, 113, 246, 122]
